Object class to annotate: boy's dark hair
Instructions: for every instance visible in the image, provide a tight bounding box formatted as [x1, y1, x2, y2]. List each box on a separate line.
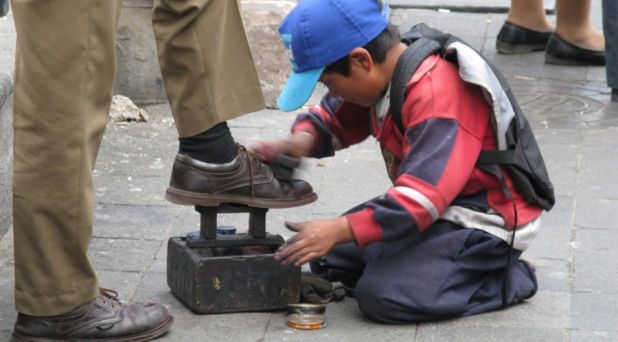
[324, 23, 401, 76]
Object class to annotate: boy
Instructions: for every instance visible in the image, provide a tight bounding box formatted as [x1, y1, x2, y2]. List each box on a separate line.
[255, 0, 544, 323]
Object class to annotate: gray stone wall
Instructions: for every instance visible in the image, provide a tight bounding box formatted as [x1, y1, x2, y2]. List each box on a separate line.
[0, 72, 13, 241]
[115, 0, 167, 104]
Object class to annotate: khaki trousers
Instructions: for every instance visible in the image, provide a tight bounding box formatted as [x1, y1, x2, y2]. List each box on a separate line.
[12, 0, 264, 316]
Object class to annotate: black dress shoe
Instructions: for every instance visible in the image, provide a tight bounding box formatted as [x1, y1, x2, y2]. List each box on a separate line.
[496, 21, 552, 54]
[612, 88, 618, 102]
[545, 33, 605, 66]
[12, 288, 173, 342]
[166, 146, 318, 208]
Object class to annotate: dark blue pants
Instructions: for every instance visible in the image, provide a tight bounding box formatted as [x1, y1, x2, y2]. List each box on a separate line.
[311, 220, 538, 323]
[603, 0, 618, 89]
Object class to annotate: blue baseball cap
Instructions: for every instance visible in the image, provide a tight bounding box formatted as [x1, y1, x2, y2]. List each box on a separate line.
[277, 0, 389, 112]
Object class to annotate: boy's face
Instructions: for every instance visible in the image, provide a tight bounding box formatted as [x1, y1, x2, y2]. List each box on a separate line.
[319, 49, 386, 108]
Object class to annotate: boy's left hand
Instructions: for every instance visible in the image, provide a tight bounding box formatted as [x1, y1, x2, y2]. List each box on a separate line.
[274, 217, 355, 267]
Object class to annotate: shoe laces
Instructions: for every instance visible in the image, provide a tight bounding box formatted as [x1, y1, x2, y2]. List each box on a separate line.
[240, 145, 258, 198]
[98, 288, 120, 308]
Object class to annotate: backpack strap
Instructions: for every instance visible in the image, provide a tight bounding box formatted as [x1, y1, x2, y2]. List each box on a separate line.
[391, 37, 443, 133]
[476, 150, 516, 165]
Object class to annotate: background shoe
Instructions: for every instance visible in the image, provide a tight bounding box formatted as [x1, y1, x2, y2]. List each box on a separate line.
[545, 33, 606, 66]
[166, 146, 318, 208]
[496, 21, 552, 54]
[612, 89, 618, 102]
[12, 288, 173, 342]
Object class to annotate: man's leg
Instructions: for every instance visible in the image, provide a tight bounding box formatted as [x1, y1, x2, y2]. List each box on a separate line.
[12, 0, 172, 340]
[152, 0, 317, 209]
[12, 0, 119, 316]
[152, 0, 264, 138]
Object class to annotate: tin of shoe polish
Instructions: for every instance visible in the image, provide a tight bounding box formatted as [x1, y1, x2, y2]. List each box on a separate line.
[286, 313, 326, 330]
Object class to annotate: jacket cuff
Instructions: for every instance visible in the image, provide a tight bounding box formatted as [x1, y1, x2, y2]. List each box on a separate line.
[346, 208, 383, 247]
[292, 119, 321, 156]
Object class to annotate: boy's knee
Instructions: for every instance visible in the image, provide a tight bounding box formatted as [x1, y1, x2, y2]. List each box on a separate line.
[355, 277, 406, 323]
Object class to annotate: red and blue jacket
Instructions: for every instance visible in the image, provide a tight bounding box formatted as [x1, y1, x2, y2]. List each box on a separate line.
[292, 54, 542, 248]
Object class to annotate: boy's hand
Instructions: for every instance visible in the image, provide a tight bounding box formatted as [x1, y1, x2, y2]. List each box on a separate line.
[274, 217, 355, 267]
[251, 131, 315, 162]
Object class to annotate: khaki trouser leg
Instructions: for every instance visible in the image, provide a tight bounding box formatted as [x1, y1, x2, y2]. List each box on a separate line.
[152, 0, 265, 138]
[12, 0, 121, 316]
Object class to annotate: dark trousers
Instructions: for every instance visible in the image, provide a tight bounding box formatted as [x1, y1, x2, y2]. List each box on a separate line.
[311, 220, 538, 323]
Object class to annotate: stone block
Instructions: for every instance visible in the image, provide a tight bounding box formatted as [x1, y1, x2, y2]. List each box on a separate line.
[241, 1, 296, 109]
[0, 72, 12, 241]
[115, 0, 167, 104]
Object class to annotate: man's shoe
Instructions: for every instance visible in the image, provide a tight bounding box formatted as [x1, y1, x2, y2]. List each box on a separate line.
[545, 33, 605, 66]
[496, 21, 552, 54]
[12, 288, 174, 342]
[166, 146, 318, 208]
[612, 88, 618, 102]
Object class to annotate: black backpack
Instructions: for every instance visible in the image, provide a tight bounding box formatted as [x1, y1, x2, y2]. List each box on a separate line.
[391, 23, 555, 213]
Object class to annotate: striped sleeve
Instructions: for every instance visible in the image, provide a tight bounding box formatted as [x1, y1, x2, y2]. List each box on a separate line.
[291, 93, 372, 158]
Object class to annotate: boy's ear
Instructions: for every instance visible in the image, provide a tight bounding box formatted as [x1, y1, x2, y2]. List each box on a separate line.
[348, 48, 373, 71]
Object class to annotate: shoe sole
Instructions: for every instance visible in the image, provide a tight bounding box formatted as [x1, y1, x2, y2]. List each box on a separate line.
[496, 40, 547, 54]
[545, 53, 606, 66]
[165, 187, 318, 209]
[12, 315, 174, 342]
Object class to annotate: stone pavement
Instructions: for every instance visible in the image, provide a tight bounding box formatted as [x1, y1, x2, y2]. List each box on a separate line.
[1, 1, 618, 341]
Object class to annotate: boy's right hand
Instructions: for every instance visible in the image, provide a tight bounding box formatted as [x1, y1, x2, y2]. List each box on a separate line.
[251, 131, 315, 162]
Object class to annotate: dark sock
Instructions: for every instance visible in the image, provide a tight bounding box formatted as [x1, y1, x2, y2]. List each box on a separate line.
[178, 122, 238, 163]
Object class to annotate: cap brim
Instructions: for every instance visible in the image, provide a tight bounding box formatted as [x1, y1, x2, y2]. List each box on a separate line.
[277, 66, 324, 112]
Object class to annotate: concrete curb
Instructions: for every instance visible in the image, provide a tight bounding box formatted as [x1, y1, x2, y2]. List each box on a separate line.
[0, 72, 13, 241]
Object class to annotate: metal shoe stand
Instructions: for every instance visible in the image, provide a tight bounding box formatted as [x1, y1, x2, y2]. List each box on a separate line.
[167, 204, 301, 314]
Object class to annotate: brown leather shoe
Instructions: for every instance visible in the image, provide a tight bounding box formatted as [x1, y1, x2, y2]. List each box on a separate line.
[166, 146, 318, 208]
[12, 288, 174, 342]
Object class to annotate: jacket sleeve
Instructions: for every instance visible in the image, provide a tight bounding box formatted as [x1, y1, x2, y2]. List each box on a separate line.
[346, 56, 491, 247]
[291, 93, 372, 158]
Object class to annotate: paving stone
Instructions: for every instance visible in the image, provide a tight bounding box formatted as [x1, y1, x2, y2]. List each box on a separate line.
[415, 325, 567, 342]
[540, 196, 574, 234]
[533, 129, 582, 148]
[0, 14, 15, 76]
[391, 9, 489, 52]
[93, 203, 185, 240]
[96, 123, 177, 178]
[0, 72, 12, 240]
[423, 290, 570, 329]
[541, 145, 578, 198]
[263, 299, 418, 342]
[97, 270, 142, 300]
[578, 145, 618, 199]
[572, 227, 618, 293]
[88, 237, 163, 273]
[526, 258, 570, 293]
[574, 198, 618, 229]
[571, 292, 618, 332]
[94, 173, 170, 206]
[570, 329, 618, 342]
[0, 229, 15, 339]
